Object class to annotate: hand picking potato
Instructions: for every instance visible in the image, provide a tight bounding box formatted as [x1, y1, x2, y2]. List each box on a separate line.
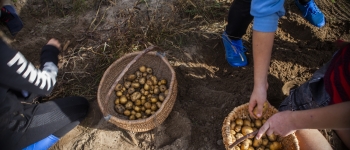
[252, 101, 269, 118]
[113, 65, 169, 120]
[229, 107, 284, 150]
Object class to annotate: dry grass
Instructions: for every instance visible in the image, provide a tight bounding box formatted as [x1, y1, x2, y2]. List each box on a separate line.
[41, 0, 232, 101]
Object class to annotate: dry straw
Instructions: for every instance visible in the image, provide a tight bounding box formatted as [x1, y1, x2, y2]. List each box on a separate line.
[97, 46, 177, 132]
[222, 103, 300, 150]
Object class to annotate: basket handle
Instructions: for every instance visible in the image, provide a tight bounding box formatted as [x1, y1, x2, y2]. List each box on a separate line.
[105, 45, 159, 108]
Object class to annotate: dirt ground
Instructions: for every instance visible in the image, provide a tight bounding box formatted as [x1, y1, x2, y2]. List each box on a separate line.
[3, 0, 350, 149]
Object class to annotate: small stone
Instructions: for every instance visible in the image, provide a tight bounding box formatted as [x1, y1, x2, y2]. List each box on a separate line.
[217, 139, 223, 145]
[204, 137, 208, 142]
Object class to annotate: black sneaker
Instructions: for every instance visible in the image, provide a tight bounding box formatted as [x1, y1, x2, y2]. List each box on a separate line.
[0, 5, 23, 36]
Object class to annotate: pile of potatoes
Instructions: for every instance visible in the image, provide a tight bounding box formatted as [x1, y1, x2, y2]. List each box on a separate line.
[229, 103, 283, 150]
[114, 65, 169, 120]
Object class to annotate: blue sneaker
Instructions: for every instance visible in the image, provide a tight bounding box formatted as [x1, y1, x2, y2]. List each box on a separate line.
[23, 135, 59, 150]
[0, 5, 23, 36]
[295, 0, 325, 28]
[222, 32, 247, 67]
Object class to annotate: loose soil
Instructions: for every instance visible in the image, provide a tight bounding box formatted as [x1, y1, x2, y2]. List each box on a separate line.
[2, 0, 349, 149]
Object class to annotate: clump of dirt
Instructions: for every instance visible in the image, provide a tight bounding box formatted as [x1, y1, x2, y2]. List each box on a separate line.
[3, 0, 349, 149]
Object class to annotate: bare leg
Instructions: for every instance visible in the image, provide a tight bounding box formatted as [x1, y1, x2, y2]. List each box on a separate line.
[295, 129, 332, 150]
[335, 129, 350, 149]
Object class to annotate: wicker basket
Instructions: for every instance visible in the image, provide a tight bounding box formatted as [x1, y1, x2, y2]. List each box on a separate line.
[97, 46, 177, 132]
[222, 103, 299, 150]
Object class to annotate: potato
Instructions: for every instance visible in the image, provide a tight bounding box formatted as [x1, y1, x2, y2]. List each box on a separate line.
[135, 100, 142, 106]
[253, 138, 262, 147]
[128, 87, 135, 94]
[256, 147, 264, 150]
[130, 92, 141, 101]
[262, 119, 267, 124]
[144, 91, 149, 96]
[125, 101, 133, 110]
[241, 140, 250, 150]
[115, 84, 123, 91]
[242, 126, 254, 136]
[236, 118, 244, 126]
[246, 139, 252, 146]
[262, 138, 269, 146]
[114, 104, 125, 114]
[142, 72, 147, 77]
[114, 98, 120, 105]
[153, 87, 160, 94]
[251, 123, 255, 128]
[159, 79, 167, 85]
[159, 85, 167, 92]
[116, 91, 123, 97]
[129, 115, 136, 120]
[146, 80, 153, 86]
[253, 101, 269, 118]
[230, 121, 236, 129]
[145, 109, 152, 115]
[243, 119, 251, 126]
[144, 84, 150, 91]
[255, 119, 262, 128]
[230, 129, 236, 135]
[267, 133, 277, 142]
[252, 127, 258, 132]
[164, 90, 169, 96]
[124, 110, 131, 116]
[150, 97, 158, 103]
[247, 146, 254, 150]
[131, 83, 140, 88]
[234, 125, 242, 132]
[159, 93, 165, 101]
[139, 77, 146, 85]
[141, 106, 146, 111]
[135, 71, 142, 78]
[144, 102, 151, 109]
[135, 113, 142, 119]
[141, 99, 146, 105]
[146, 67, 153, 74]
[124, 81, 131, 89]
[127, 74, 136, 81]
[269, 142, 282, 150]
[151, 104, 157, 111]
[235, 133, 244, 139]
[120, 96, 128, 104]
[131, 110, 136, 115]
[156, 102, 162, 108]
[139, 66, 146, 73]
[134, 106, 141, 112]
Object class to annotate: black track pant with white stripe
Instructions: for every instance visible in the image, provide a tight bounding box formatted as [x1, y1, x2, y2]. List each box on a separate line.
[2, 96, 89, 150]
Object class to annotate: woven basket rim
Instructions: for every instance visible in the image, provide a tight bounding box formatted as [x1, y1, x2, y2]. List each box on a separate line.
[222, 102, 300, 150]
[97, 51, 176, 124]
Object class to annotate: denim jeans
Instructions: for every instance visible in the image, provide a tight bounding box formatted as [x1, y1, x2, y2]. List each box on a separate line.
[279, 61, 331, 111]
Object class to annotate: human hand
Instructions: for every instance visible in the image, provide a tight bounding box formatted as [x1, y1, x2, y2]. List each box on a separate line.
[256, 110, 297, 139]
[249, 84, 268, 118]
[46, 38, 61, 50]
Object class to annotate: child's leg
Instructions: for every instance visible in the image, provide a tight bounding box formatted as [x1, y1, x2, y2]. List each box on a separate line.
[225, 0, 253, 40]
[18, 96, 89, 149]
[296, 129, 332, 150]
